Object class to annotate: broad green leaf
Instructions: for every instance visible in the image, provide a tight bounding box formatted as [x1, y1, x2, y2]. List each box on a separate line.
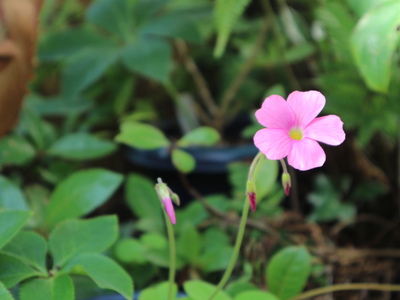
[140, 233, 171, 268]
[115, 122, 170, 150]
[141, 11, 202, 43]
[234, 291, 279, 300]
[177, 127, 220, 147]
[350, 1, 400, 93]
[0, 281, 15, 300]
[184, 280, 232, 300]
[0, 254, 40, 288]
[199, 245, 233, 273]
[213, 0, 251, 57]
[0, 135, 35, 166]
[177, 224, 202, 264]
[120, 37, 172, 83]
[0, 210, 30, 250]
[47, 133, 117, 161]
[38, 28, 110, 61]
[114, 238, 146, 264]
[1, 231, 47, 275]
[139, 281, 177, 300]
[49, 216, 118, 268]
[171, 149, 196, 173]
[45, 169, 123, 228]
[346, 0, 392, 17]
[225, 282, 257, 298]
[20, 274, 74, 300]
[62, 47, 119, 97]
[266, 246, 311, 300]
[125, 173, 162, 219]
[133, 0, 169, 26]
[87, 0, 133, 39]
[0, 176, 29, 210]
[64, 253, 134, 300]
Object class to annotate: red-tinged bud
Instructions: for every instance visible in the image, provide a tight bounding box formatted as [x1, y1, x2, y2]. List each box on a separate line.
[246, 180, 257, 212]
[281, 172, 291, 196]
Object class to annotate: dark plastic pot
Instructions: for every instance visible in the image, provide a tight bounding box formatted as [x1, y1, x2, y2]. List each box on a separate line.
[126, 144, 258, 174]
[125, 143, 258, 201]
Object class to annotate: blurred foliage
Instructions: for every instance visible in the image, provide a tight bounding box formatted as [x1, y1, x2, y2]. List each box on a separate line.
[0, 0, 399, 299]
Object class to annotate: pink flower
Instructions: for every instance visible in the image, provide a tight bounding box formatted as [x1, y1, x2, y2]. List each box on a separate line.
[254, 91, 345, 171]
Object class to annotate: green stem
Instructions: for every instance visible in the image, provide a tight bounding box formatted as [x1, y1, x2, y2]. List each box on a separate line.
[291, 283, 400, 300]
[164, 211, 176, 300]
[207, 198, 250, 300]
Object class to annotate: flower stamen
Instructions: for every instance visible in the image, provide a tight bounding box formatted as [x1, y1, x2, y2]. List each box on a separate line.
[289, 128, 303, 140]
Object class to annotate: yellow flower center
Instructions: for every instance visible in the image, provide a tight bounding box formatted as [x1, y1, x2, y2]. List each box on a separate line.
[289, 128, 303, 140]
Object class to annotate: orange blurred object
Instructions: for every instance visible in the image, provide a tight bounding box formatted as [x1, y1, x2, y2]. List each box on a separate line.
[0, 0, 42, 137]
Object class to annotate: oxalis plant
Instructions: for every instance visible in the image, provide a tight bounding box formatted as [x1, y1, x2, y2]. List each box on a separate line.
[139, 91, 400, 299]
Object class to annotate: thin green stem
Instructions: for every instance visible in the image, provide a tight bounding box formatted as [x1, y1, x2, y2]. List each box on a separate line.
[291, 283, 400, 300]
[164, 211, 176, 300]
[207, 198, 250, 300]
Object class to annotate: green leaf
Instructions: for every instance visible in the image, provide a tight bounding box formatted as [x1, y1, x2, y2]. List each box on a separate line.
[0, 210, 30, 250]
[20, 274, 74, 300]
[234, 291, 279, 300]
[213, 0, 251, 57]
[0, 135, 35, 166]
[141, 11, 202, 43]
[350, 1, 400, 93]
[184, 280, 232, 300]
[266, 246, 311, 300]
[87, 0, 133, 39]
[49, 216, 118, 268]
[45, 169, 123, 228]
[0, 254, 40, 288]
[38, 28, 111, 61]
[62, 47, 119, 97]
[177, 127, 220, 147]
[139, 281, 177, 300]
[125, 174, 162, 219]
[177, 224, 202, 264]
[0, 282, 14, 300]
[47, 133, 117, 161]
[114, 238, 146, 264]
[307, 175, 356, 222]
[0, 177, 29, 210]
[199, 245, 233, 273]
[346, 0, 391, 17]
[1, 231, 47, 275]
[225, 282, 257, 298]
[115, 122, 170, 150]
[120, 37, 172, 83]
[65, 253, 134, 300]
[171, 149, 196, 173]
[133, 0, 169, 26]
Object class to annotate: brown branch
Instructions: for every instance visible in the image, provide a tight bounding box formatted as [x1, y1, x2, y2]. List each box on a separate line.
[175, 39, 219, 118]
[216, 13, 271, 131]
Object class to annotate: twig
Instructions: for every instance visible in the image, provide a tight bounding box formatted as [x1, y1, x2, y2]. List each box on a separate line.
[178, 173, 279, 237]
[175, 39, 219, 118]
[216, 13, 271, 131]
[291, 283, 400, 300]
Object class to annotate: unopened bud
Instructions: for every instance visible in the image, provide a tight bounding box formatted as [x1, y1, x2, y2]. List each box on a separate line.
[246, 180, 257, 212]
[155, 178, 177, 225]
[281, 172, 291, 196]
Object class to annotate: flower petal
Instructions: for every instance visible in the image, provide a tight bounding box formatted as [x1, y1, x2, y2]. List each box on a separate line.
[254, 128, 292, 160]
[162, 197, 176, 225]
[287, 90, 326, 128]
[304, 115, 346, 145]
[287, 139, 326, 171]
[255, 95, 296, 129]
